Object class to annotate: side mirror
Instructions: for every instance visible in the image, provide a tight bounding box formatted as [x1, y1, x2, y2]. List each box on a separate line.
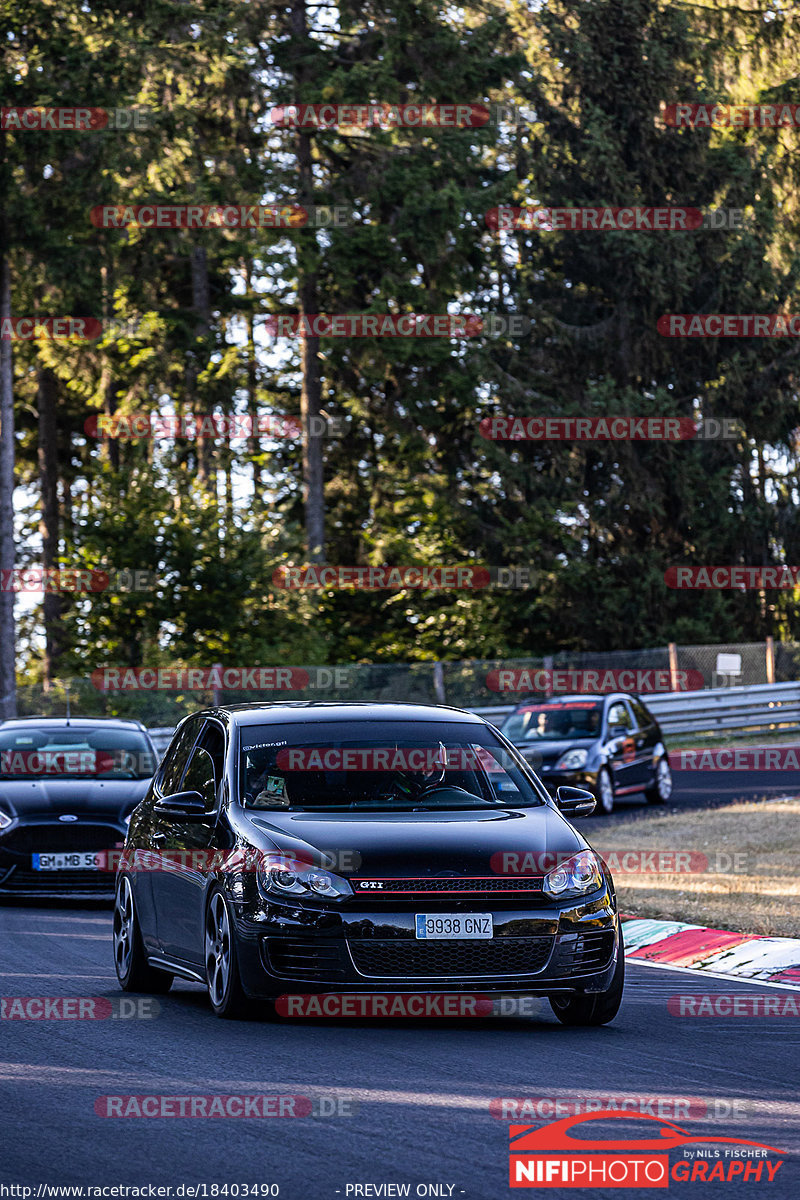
[154, 790, 212, 822]
[608, 724, 628, 740]
[555, 786, 596, 817]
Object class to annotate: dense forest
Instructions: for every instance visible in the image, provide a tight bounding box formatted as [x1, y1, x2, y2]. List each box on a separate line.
[3, 0, 800, 712]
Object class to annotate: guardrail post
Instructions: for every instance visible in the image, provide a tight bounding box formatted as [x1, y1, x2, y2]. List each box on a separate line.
[433, 661, 446, 704]
[668, 642, 679, 692]
[766, 637, 775, 684]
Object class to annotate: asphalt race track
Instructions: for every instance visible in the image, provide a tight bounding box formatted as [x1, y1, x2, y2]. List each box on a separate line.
[0, 904, 797, 1199]
[618, 763, 800, 816]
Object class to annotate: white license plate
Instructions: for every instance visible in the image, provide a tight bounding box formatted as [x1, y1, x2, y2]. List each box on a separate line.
[32, 852, 101, 871]
[415, 913, 493, 940]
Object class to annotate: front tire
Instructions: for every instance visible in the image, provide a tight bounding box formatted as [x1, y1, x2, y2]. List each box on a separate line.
[205, 888, 252, 1019]
[113, 875, 173, 994]
[596, 767, 615, 815]
[550, 929, 625, 1026]
[646, 757, 673, 805]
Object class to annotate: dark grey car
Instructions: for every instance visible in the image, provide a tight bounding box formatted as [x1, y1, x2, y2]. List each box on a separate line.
[500, 693, 673, 815]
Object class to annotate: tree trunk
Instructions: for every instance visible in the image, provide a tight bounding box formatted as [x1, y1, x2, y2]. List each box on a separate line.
[189, 243, 214, 491]
[292, 0, 325, 563]
[299, 267, 324, 561]
[0, 246, 17, 718]
[37, 366, 65, 688]
[244, 260, 262, 505]
[100, 260, 120, 470]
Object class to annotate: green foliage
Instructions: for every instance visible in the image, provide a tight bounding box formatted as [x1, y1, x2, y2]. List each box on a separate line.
[3, 0, 800, 691]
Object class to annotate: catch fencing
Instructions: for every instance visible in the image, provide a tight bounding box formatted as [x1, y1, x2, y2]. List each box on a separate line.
[14, 640, 800, 740]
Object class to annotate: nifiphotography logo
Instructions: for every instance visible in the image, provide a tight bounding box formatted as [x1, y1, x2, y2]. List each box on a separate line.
[508, 1112, 786, 1187]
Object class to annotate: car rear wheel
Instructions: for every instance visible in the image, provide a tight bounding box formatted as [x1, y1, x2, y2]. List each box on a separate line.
[113, 875, 173, 993]
[596, 767, 615, 815]
[205, 889, 252, 1019]
[549, 930, 625, 1026]
[646, 757, 673, 805]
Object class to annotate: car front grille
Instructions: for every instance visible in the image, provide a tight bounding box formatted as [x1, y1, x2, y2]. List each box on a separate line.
[0, 866, 113, 893]
[351, 876, 543, 897]
[347, 936, 553, 978]
[0, 825, 122, 854]
[555, 930, 615, 974]
[264, 937, 348, 980]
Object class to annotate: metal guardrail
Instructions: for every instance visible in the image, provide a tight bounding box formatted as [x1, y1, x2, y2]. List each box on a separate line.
[469, 681, 800, 737]
[148, 682, 800, 749]
[147, 727, 177, 756]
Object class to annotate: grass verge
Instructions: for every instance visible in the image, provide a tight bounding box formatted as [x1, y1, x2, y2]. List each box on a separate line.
[665, 727, 800, 750]
[581, 797, 800, 938]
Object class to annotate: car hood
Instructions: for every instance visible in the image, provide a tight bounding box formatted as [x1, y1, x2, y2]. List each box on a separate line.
[243, 804, 585, 876]
[512, 738, 597, 766]
[0, 778, 150, 820]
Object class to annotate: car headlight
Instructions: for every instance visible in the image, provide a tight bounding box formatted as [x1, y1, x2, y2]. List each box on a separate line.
[555, 748, 588, 771]
[258, 859, 353, 902]
[0, 807, 12, 831]
[543, 849, 603, 898]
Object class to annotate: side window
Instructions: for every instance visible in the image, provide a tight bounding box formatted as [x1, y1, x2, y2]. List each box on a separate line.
[182, 722, 226, 812]
[606, 702, 632, 734]
[158, 718, 202, 795]
[630, 698, 651, 730]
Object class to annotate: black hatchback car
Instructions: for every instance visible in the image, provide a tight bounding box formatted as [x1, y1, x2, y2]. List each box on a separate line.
[500, 693, 672, 815]
[114, 702, 624, 1025]
[0, 716, 158, 898]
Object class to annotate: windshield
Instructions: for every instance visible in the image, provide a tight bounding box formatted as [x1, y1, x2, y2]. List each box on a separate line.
[238, 720, 547, 811]
[502, 700, 603, 742]
[0, 726, 157, 780]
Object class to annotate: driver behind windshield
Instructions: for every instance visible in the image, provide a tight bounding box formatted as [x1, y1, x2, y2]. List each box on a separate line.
[242, 741, 495, 809]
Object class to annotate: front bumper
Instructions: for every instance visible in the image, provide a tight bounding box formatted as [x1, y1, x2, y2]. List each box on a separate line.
[536, 767, 599, 796]
[0, 863, 117, 899]
[0, 820, 124, 899]
[229, 887, 620, 1000]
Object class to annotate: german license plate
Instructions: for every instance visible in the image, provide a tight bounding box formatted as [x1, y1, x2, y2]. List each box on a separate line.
[415, 913, 493, 939]
[32, 852, 101, 871]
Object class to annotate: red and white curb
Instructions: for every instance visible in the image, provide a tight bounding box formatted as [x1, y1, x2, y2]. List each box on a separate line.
[621, 916, 800, 989]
